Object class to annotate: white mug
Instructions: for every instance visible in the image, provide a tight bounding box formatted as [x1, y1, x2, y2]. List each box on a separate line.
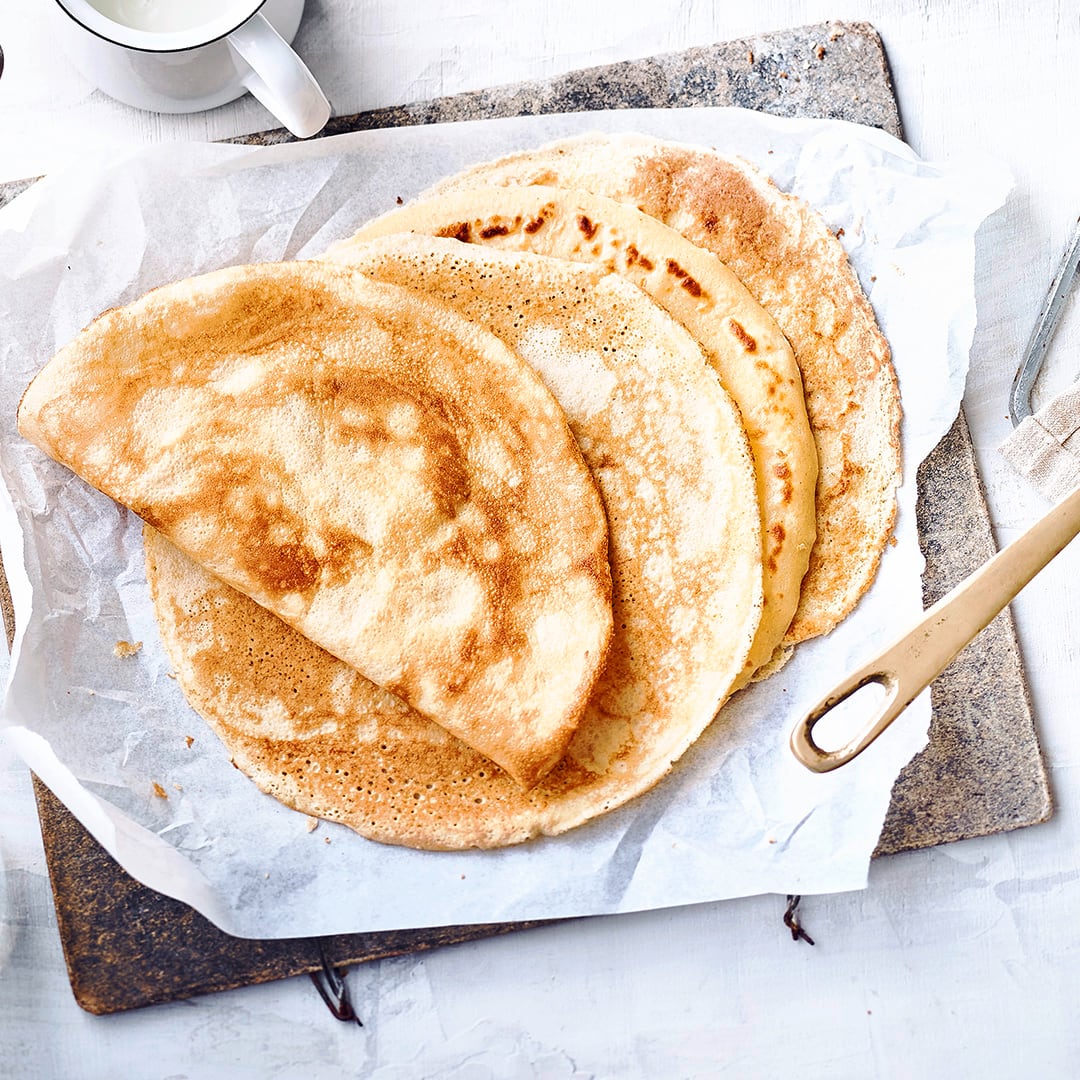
[49, 0, 331, 138]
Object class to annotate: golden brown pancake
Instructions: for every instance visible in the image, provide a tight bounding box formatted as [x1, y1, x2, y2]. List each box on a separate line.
[18, 260, 613, 789]
[329, 186, 816, 681]
[144, 237, 764, 849]
[424, 133, 902, 648]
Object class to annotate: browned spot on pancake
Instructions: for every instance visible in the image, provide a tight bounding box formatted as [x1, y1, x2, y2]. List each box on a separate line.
[577, 214, 599, 240]
[728, 319, 757, 352]
[436, 222, 472, 242]
[772, 461, 795, 505]
[825, 451, 866, 502]
[249, 538, 321, 595]
[324, 524, 374, 563]
[664, 258, 702, 298]
[339, 421, 392, 446]
[479, 222, 511, 239]
[327, 373, 477, 521]
[639, 150, 782, 264]
[767, 522, 786, 573]
[445, 629, 481, 693]
[625, 154, 678, 220]
[524, 215, 547, 234]
[136, 452, 330, 597]
[624, 244, 654, 271]
[426, 440, 472, 519]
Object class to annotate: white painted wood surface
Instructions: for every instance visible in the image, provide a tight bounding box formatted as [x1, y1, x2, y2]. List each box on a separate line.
[1, 1, 1079, 1076]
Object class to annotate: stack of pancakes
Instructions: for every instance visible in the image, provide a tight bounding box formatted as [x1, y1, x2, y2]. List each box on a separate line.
[17, 133, 901, 850]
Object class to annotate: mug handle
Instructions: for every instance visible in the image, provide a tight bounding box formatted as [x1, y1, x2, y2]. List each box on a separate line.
[227, 13, 330, 138]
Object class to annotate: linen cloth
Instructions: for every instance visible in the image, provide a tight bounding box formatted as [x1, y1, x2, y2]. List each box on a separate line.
[1001, 379, 1080, 501]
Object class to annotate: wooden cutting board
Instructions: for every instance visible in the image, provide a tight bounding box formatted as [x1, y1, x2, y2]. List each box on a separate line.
[7, 19, 1050, 1015]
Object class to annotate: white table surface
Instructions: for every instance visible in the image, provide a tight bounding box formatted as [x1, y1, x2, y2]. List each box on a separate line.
[2, 2, 1079, 1076]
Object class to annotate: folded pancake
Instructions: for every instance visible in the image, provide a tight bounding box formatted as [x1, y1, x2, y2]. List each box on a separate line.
[327, 187, 816, 683]
[145, 237, 764, 849]
[17, 260, 613, 789]
[424, 133, 902, 649]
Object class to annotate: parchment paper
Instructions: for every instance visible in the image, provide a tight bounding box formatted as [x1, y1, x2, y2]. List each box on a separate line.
[0, 108, 1009, 939]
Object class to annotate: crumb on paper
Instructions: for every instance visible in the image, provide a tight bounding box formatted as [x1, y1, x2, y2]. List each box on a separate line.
[113, 640, 142, 658]
[323, 836, 331, 845]
[889, 535, 899, 547]
[173, 782, 183, 792]
[828, 26, 845, 41]
[151, 781, 168, 799]
[836, 227, 845, 238]
[265, 872, 270, 879]
[185, 735, 194, 748]
[396, 195, 404, 205]
[815, 44, 826, 60]
[167, 672, 177, 680]
[460, 874, 466, 880]
[746, 49, 754, 65]
[779, 71, 789, 79]
[305, 816, 319, 833]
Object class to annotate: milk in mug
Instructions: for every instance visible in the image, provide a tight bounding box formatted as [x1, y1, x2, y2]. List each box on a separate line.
[87, 0, 257, 33]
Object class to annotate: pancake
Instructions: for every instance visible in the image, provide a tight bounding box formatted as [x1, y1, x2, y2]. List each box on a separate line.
[18, 260, 613, 789]
[327, 187, 817, 681]
[144, 237, 764, 849]
[424, 133, 902, 647]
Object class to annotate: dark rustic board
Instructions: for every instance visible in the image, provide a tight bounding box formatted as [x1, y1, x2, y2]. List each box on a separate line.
[31, 780, 556, 1015]
[7, 20, 1051, 1014]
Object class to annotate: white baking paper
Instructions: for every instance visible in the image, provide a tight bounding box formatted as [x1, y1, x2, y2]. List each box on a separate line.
[0, 108, 1009, 938]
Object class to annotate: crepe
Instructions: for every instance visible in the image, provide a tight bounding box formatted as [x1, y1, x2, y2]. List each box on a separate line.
[329, 187, 817, 681]
[424, 133, 902, 647]
[144, 236, 764, 849]
[17, 259, 613, 789]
